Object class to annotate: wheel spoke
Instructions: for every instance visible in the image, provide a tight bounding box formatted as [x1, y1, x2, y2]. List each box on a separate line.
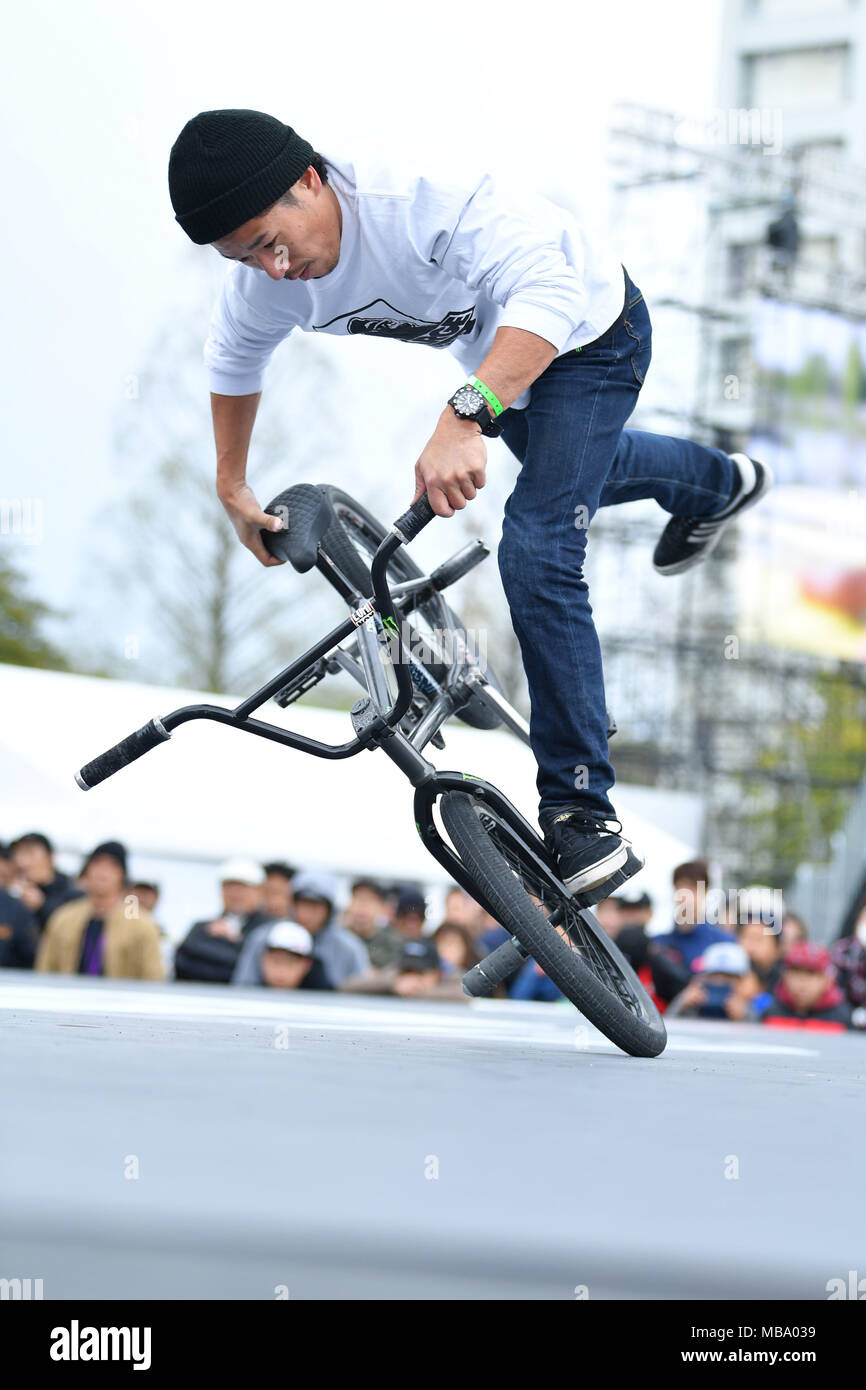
[477, 805, 647, 1020]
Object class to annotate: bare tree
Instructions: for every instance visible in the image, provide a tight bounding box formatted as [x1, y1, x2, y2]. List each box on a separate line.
[105, 303, 348, 693]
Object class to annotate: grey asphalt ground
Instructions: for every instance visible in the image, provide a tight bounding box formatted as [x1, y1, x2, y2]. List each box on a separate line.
[1, 970, 864, 1300]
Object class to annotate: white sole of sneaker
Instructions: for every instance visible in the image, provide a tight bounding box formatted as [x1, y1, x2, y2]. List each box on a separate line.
[655, 457, 775, 577]
[561, 841, 629, 893]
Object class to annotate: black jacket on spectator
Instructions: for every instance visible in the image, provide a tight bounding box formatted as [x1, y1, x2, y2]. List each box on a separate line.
[0, 889, 39, 969]
[615, 923, 649, 973]
[174, 910, 270, 984]
[34, 872, 84, 933]
[648, 941, 692, 1003]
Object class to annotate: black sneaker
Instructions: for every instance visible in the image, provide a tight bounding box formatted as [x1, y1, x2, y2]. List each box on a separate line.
[540, 807, 641, 895]
[653, 454, 773, 576]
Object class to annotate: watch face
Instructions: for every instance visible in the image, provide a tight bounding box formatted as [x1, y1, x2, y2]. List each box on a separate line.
[452, 385, 484, 417]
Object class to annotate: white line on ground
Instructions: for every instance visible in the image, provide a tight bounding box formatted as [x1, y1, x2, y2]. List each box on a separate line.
[0, 982, 819, 1056]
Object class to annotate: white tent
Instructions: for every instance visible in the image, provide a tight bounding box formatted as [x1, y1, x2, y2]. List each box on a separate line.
[0, 663, 702, 940]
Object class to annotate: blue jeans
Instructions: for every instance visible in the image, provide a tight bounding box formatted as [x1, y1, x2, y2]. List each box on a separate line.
[497, 266, 735, 824]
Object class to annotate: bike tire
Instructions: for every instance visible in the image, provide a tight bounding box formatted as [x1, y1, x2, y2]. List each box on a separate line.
[317, 485, 505, 731]
[439, 792, 667, 1058]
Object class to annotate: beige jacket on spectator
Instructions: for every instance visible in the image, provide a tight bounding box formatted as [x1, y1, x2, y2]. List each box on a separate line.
[36, 896, 164, 980]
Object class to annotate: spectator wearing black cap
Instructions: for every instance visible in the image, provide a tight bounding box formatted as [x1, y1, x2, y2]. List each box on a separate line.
[9, 832, 84, 932]
[367, 884, 427, 968]
[36, 841, 164, 980]
[232, 920, 334, 991]
[341, 937, 467, 1001]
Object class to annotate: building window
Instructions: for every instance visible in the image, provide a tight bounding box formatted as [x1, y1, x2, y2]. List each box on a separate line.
[743, 45, 850, 109]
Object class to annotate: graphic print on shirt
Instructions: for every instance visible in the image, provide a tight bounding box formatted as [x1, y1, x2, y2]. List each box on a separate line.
[314, 298, 477, 347]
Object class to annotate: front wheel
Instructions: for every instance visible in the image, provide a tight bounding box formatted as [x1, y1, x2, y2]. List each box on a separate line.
[439, 792, 666, 1058]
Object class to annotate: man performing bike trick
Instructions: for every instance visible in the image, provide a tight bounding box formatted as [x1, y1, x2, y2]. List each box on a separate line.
[168, 108, 772, 898]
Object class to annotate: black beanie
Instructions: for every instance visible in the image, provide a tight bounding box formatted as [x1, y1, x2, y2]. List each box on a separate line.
[83, 841, 128, 878]
[168, 109, 315, 245]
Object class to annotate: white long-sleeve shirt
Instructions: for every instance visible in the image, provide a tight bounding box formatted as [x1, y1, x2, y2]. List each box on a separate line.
[204, 151, 626, 411]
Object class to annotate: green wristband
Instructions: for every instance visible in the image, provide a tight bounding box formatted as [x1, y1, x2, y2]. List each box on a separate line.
[467, 374, 504, 417]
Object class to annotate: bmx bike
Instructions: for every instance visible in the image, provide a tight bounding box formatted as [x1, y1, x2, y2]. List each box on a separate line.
[75, 484, 666, 1058]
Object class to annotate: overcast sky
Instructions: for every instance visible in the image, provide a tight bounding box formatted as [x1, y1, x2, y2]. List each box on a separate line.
[1, 0, 723, 665]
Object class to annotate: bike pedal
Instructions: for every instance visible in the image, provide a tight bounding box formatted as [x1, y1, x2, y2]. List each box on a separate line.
[569, 847, 645, 908]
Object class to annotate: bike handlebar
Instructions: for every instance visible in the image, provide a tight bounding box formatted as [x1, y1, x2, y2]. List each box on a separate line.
[392, 493, 436, 543]
[75, 490, 438, 791]
[76, 718, 171, 790]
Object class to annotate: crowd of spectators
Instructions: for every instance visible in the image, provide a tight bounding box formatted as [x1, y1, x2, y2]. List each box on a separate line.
[1, 831, 864, 1031]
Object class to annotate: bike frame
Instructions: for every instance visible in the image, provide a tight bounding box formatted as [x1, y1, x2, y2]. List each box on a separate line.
[76, 510, 542, 925]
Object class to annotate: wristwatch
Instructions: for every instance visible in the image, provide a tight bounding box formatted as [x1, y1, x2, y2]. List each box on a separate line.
[447, 384, 503, 438]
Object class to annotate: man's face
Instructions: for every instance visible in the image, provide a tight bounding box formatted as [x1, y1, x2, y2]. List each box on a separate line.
[344, 886, 387, 935]
[83, 856, 125, 900]
[396, 910, 425, 940]
[293, 897, 330, 934]
[212, 167, 342, 282]
[12, 841, 52, 883]
[739, 920, 781, 969]
[263, 873, 293, 921]
[261, 948, 312, 990]
[221, 880, 260, 917]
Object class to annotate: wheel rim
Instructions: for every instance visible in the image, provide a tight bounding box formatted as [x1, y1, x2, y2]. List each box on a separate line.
[467, 800, 653, 1024]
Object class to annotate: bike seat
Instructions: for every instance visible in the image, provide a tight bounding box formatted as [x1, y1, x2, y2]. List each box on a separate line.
[262, 484, 334, 573]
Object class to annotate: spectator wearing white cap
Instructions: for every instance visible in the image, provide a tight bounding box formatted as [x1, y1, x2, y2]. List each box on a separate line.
[665, 941, 756, 1021]
[174, 857, 270, 984]
[232, 920, 334, 991]
[289, 868, 369, 986]
[234, 868, 369, 987]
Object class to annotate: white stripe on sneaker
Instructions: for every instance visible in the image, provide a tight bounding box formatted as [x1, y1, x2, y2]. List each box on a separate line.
[712, 453, 757, 519]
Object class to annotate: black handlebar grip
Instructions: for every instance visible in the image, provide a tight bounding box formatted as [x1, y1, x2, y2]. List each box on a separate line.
[431, 539, 490, 591]
[76, 718, 171, 790]
[393, 493, 436, 543]
[462, 936, 529, 998]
